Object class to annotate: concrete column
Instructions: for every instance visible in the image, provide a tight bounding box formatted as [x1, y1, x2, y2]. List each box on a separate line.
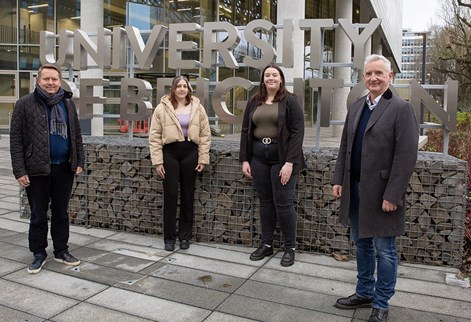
[360, 0, 371, 58]
[331, 0, 353, 137]
[276, 0, 305, 90]
[81, 0, 104, 136]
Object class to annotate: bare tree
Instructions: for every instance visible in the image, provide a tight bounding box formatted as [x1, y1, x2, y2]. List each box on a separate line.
[429, 0, 471, 110]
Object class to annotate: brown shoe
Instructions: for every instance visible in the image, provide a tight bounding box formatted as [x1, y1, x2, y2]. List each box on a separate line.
[334, 294, 372, 309]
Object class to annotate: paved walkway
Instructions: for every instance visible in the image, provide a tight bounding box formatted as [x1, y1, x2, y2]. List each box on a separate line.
[0, 136, 469, 322]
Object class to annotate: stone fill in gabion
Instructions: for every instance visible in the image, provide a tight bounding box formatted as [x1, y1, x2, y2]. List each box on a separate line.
[19, 136, 468, 267]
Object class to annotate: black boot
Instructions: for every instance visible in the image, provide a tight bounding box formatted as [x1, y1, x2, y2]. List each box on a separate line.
[280, 248, 295, 267]
[164, 239, 175, 251]
[250, 244, 273, 261]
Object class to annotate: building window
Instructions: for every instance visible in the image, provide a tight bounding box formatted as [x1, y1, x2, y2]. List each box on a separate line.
[0, 72, 16, 97]
[19, 0, 54, 44]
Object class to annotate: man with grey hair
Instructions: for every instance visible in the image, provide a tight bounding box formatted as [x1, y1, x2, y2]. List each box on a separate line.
[331, 54, 419, 322]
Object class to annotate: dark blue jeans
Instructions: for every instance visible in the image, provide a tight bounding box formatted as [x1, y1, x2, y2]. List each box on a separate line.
[251, 141, 297, 249]
[350, 181, 398, 310]
[162, 140, 198, 243]
[26, 162, 75, 257]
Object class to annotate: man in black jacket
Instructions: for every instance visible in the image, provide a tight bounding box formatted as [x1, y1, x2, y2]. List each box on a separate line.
[10, 64, 85, 274]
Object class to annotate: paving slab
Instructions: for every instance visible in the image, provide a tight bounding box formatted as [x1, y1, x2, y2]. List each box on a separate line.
[395, 276, 471, 302]
[294, 252, 357, 270]
[0, 241, 32, 263]
[0, 209, 15, 216]
[181, 244, 266, 266]
[204, 312, 258, 322]
[0, 201, 19, 211]
[67, 231, 103, 247]
[0, 227, 18, 239]
[91, 252, 155, 272]
[0, 257, 26, 276]
[250, 267, 355, 298]
[46, 261, 145, 287]
[164, 253, 259, 279]
[1, 231, 29, 248]
[87, 287, 211, 322]
[1, 236, 79, 259]
[396, 264, 462, 284]
[149, 263, 245, 293]
[70, 246, 122, 263]
[400, 261, 463, 273]
[106, 231, 164, 247]
[355, 305, 471, 322]
[197, 242, 254, 254]
[0, 211, 30, 222]
[0, 304, 44, 322]
[0, 196, 20, 204]
[390, 290, 471, 319]
[86, 239, 169, 258]
[0, 279, 78, 319]
[51, 302, 153, 322]
[0, 217, 29, 232]
[235, 280, 353, 318]
[113, 248, 163, 262]
[121, 275, 229, 310]
[4, 269, 109, 300]
[217, 294, 350, 322]
[0, 178, 18, 185]
[69, 225, 118, 238]
[0, 189, 20, 196]
[263, 257, 357, 284]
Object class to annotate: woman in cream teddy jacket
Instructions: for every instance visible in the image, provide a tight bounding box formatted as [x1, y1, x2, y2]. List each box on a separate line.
[149, 76, 211, 251]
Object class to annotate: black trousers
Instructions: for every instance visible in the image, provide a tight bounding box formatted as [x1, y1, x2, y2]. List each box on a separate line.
[162, 141, 198, 243]
[25, 162, 75, 257]
[251, 141, 298, 249]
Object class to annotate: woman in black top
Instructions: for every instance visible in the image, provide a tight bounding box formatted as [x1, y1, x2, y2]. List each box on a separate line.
[239, 63, 305, 267]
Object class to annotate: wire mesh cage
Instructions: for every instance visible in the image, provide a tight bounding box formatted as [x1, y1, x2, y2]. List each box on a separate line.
[19, 138, 468, 267]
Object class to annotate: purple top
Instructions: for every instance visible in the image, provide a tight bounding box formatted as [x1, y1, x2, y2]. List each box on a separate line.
[176, 113, 191, 138]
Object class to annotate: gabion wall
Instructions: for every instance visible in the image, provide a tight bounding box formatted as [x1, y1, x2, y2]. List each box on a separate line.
[20, 136, 468, 267]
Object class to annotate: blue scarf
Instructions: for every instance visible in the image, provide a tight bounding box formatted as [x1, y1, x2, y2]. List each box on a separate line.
[35, 85, 68, 139]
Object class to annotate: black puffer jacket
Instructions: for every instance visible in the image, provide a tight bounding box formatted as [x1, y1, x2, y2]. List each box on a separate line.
[10, 89, 85, 179]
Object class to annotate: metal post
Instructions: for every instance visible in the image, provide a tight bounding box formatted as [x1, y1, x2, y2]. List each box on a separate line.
[420, 32, 427, 135]
[443, 130, 449, 155]
[315, 30, 325, 150]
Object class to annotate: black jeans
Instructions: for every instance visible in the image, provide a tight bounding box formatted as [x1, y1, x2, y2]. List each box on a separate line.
[26, 162, 75, 257]
[162, 140, 198, 243]
[251, 140, 297, 249]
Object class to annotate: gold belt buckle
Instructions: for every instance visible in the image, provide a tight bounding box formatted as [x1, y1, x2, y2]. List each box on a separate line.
[262, 138, 272, 144]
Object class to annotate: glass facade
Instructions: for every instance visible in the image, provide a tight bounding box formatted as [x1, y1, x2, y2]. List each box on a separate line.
[0, 0, 337, 134]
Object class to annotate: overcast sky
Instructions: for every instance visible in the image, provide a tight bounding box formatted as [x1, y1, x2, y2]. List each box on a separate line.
[402, 0, 442, 31]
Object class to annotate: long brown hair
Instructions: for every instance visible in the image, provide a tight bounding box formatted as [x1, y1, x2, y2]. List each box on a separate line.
[252, 63, 291, 106]
[169, 75, 192, 108]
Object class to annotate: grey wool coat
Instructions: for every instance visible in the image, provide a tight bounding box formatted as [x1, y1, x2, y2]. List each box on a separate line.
[331, 88, 419, 238]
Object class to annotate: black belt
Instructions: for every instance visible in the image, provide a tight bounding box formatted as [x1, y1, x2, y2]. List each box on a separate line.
[256, 138, 278, 144]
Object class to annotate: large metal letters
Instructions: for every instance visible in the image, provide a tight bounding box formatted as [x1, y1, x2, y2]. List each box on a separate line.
[38, 19, 457, 131]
